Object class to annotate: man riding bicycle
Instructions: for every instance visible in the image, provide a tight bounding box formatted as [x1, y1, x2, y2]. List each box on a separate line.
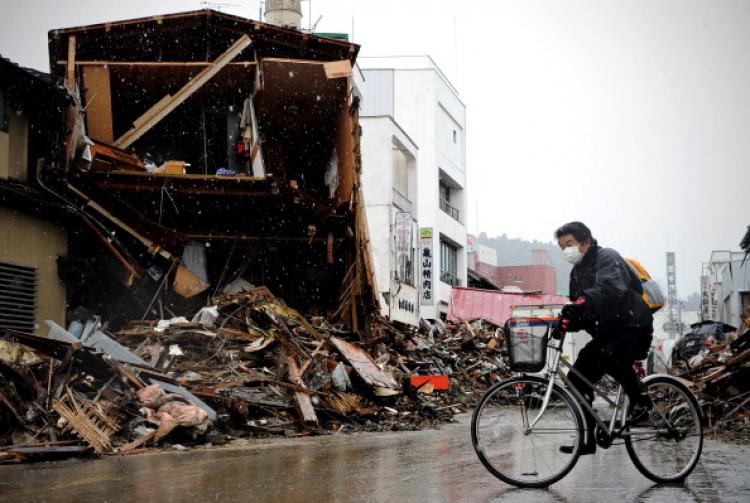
[555, 221, 654, 455]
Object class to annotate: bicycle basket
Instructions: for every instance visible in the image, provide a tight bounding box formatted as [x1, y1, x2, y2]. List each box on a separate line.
[505, 317, 550, 372]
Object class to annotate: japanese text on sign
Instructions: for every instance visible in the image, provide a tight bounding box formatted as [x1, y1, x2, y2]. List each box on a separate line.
[420, 227, 433, 305]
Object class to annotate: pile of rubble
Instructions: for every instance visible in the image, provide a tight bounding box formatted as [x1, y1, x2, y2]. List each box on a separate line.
[0, 288, 509, 463]
[672, 329, 750, 443]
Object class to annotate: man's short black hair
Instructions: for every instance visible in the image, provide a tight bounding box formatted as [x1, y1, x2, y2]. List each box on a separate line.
[555, 221, 593, 244]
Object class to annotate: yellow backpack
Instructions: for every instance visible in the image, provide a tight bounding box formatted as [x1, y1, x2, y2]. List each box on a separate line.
[625, 258, 665, 311]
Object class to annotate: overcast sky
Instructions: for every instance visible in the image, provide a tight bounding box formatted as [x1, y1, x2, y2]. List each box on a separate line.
[2, 0, 748, 296]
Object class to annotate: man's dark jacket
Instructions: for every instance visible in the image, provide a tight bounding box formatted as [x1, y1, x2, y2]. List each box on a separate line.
[569, 241, 653, 336]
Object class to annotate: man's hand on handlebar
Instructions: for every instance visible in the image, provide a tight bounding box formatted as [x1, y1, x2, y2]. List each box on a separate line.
[554, 298, 589, 339]
[552, 317, 569, 340]
[561, 297, 586, 321]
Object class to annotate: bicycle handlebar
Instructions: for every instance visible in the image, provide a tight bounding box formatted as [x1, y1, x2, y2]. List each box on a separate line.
[550, 314, 567, 346]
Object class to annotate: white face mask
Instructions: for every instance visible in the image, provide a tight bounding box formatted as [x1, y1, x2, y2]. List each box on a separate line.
[563, 245, 583, 264]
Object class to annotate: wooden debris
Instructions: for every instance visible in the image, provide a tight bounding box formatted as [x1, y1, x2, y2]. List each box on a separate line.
[329, 336, 400, 393]
[287, 356, 318, 426]
[0, 290, 514, 462]
[671, 329, 750, 442]
[52, 388, 122, 454]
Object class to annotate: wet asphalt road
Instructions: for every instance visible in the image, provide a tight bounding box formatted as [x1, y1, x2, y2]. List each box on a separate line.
[0, 414, 747, 503]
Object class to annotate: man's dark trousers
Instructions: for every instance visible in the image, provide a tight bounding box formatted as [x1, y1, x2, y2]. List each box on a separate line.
[567, 330, 652, 442]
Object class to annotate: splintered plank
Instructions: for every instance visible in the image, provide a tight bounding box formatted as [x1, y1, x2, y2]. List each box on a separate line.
[66, 35, 76, 92]
[120, 430, 157, 454]
[52, 389, 120, 454]
[287, 356, 318, 425]
[323, 59, 353, 79]
[113, 34, 251, 149]
[329, 337, 400, 393]
[82, 65, 114, 143]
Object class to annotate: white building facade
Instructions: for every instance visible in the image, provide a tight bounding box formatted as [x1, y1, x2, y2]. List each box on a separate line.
[359, 114, 420, 326]
[359, 56, 467, 321]
[701, 250, 750, 328]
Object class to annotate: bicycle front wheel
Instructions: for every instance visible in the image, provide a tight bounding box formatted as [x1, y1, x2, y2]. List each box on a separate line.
[625, 375, 703, 483]
[471, 375, 584, 488]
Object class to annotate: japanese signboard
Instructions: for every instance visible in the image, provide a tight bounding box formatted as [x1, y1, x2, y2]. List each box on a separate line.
[394, 212, 413, 285]
[420, 227, 433, 305]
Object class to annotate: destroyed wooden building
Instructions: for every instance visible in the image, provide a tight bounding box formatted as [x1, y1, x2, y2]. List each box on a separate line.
[36, 9, 376, 330]
[0, 56, 71, 333]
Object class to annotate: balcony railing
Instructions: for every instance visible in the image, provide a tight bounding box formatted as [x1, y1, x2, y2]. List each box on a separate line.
[440, 270, 461, 286]
[439, 198, 461, 223]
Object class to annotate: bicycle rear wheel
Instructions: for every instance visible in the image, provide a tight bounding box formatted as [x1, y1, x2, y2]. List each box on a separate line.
[471, 375, 584, 488]
[625, 375, 703, 483]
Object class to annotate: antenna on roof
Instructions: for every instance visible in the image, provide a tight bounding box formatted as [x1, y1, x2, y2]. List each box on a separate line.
[200, 1, 241, 12]
[308, 15, 323, 33]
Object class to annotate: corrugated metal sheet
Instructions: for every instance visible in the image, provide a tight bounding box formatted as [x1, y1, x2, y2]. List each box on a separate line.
[45, 320, 81, 343]
[45, 320, 148, 366]
[85, 330, 149, 366]
[447, 287, 570, 327]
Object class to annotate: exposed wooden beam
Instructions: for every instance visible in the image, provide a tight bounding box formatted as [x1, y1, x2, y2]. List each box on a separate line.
[65, 36, 76, 92]
[113, 34, 252, 149]
[287, 356, 318, 425]
[56, 60, 257, 67]
[67, 184, 174, 261]
[79, 214, 139, 279]
[98, 185, 272, 197]
[103, 170, 266, 182]
[186, 235, 347, 242]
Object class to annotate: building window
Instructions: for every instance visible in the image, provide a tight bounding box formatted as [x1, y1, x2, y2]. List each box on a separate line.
[440, 240, 459, 286]
[439, 180, 461, 223]
[0, 261, 37, 333]
[515, 275, 524, 282]
[393, 147, 410, 199]
[452, 129, 457, 144]
[439, 181, 450, 203]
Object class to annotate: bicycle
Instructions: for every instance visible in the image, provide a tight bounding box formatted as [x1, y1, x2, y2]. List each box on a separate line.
[471, 317, 703, 488]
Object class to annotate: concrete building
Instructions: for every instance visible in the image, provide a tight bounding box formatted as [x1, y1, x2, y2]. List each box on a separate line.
[359, 113, 420, 326]
[701, 250, 750, 328]
[495, 265, 557, 294]
[470, 262, 557, 295]
[0, 57, 70, 333]
[467, 243, 557, 295]
[359, 56, 467, 320]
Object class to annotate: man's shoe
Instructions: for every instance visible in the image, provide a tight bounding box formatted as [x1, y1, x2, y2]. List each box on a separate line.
[559, 443, 596, 455]
[628, 396, 653, 426]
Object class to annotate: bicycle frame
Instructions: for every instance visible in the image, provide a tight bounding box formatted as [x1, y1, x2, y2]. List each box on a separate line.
[526, 328, 628, 438]
[474, 319, 705, 486]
